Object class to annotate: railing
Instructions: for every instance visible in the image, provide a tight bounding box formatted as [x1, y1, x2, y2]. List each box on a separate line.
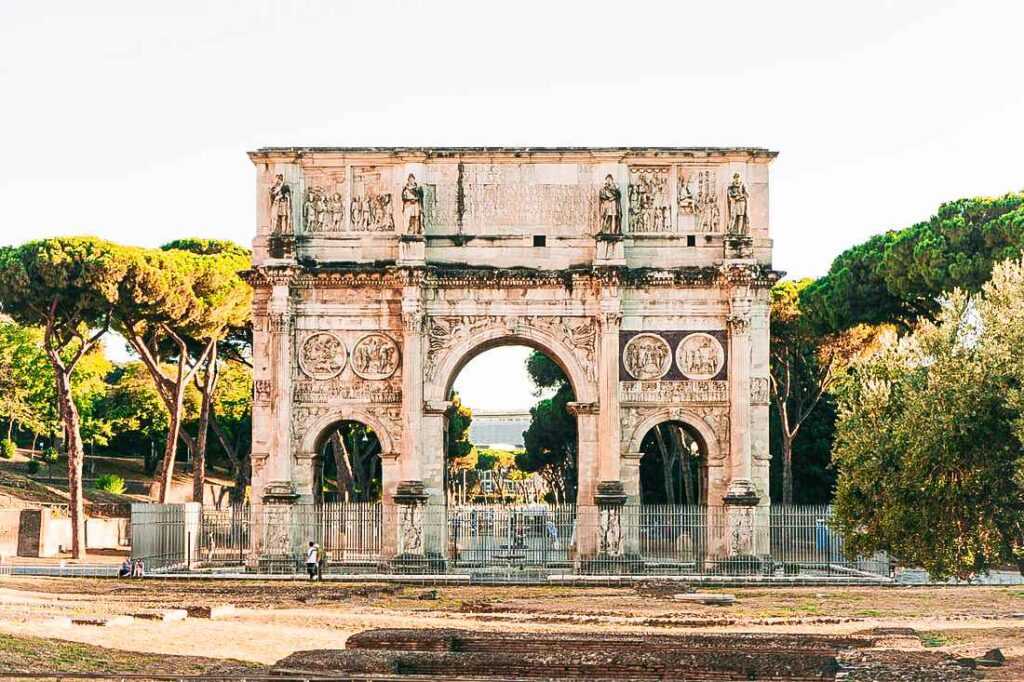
[129, 502, 891, 581]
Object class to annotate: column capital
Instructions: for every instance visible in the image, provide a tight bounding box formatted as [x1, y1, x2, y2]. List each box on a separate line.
[566, 401, 600, 416]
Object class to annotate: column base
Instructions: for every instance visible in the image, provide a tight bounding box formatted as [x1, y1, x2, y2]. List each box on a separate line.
[722, 478, 759, 506]
[261, 480, 299, 504]
[724, 234, 753, 259]
[393, 480, 429, 558]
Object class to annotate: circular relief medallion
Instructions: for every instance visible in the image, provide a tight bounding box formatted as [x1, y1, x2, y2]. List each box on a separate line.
[622, 333, 672, 380]
[676, 332, 725, 380]
[351, 333, 401, 380]
[298, 332, 348, 379]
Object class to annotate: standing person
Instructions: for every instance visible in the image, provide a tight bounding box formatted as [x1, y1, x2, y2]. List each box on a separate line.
[316, 542, 327, 581]
[305, 541, 318, 580]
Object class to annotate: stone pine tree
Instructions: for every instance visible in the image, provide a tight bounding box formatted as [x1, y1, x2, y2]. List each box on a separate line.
[0, 238, 126, 558]
[160, 240, 251, 504]
[114, 244, 249, 502]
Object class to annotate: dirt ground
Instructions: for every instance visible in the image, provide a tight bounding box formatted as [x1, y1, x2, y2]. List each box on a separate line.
[1, 577, 1023, 677]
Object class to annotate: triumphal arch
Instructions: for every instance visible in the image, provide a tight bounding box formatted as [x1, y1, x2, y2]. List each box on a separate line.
[246, 147, 778, 561]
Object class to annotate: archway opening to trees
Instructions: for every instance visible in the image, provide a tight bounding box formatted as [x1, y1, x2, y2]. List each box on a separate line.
[312, 420, 382, 504]
[639, 420, 708, 506]
[444, 342, 579, 506]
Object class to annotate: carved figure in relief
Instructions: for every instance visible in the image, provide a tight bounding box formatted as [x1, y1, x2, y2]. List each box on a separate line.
[402, 174, 424, 235]
[623, 333, 672, 380]
[677, 173, 695, 213]
[695, 170, 720, 233]
[350, 185, 395, 232]
[351, 334, 400, 380]
[628, 168, 671, 233]
[599, 175, 621, 234]
[726, 172, 750, 235]
[298, 332, 348, 379]
[269, 174, 292, 234]
[676, 333, 725, 380]
[329, 192, 344, 230]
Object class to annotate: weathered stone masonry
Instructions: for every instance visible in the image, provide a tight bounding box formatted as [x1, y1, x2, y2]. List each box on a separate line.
[246, 147, 779, 559]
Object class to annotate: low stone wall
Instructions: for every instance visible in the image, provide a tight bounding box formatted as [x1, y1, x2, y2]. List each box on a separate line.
[0, 508, 129, 557]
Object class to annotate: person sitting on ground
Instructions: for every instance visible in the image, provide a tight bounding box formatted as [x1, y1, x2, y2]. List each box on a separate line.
[305, 541, 318, 580]
[118, 558, 132, 578]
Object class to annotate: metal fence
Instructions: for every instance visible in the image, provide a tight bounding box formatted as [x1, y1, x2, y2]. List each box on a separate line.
[130, 502, 891, 581]
[130, 503, 189, 572]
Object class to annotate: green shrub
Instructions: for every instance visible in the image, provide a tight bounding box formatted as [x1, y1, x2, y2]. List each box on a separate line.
[43, 447, 59, 463]
[0, 440, 15, 459]
[94, 473, 126, 495]
[26, 459, 41, 474]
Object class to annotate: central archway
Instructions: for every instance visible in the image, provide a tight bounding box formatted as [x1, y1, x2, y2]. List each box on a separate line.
[427, 324, 598, 505]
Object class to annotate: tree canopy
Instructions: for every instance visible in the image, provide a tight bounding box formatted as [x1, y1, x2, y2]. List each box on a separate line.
[832, 257, 1024, 578]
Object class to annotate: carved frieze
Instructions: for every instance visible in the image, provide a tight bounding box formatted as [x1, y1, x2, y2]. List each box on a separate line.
[628, 167, 671, 233]
[523, 316, 597, 383]
[293, 377, 401, 404]
[351, 334, 400, 380]
[622, 333, 672, 380]
[298, 332, 348, 380]
[676, 333, 725, 381]
[620, 380, 728, 404]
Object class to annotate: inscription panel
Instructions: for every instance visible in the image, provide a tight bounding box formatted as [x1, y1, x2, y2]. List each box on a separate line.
[423, 163, 600, 234]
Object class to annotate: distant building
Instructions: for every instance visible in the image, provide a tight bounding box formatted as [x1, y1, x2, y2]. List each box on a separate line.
[468, 411, 531, 450]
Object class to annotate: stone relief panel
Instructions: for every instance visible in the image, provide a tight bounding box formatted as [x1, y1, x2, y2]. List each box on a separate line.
[350, 167, 396, 232]
[424, 314, 598, 384]
[619, 331, 728, 383]
[627, 167, 671, 233]
[301, 170, 346, 233]
[675, 333, 726, 381]
[351, 333, 401, 380]
[751, 377, 770, 405]
[253, 379, 272, 406]
[622, 333, 672, 380]
[298, 332, 348, 380]
[693, 169, 722, 233]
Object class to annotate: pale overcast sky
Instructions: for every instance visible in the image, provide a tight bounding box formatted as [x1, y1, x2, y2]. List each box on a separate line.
[2, 1, 1021, 411]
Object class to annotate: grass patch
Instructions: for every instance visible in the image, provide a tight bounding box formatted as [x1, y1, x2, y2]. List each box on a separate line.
[0, 632, 256, 674]
[919, 632, 950, 648]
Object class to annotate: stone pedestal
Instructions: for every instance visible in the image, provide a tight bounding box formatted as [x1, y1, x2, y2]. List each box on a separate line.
[397, 235, 425, 265]
[595, 234, 625, 265]
[390, 480, 443, 573]
[725, 234, 753, 259]
[582, 480, 642, 574]
[724, 480, 759, 558]
[268, 234, 295, 259]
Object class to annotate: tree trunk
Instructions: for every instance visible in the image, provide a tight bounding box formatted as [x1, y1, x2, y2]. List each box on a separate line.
[6, 419, 13, 442]
[192, 348, 218, 504]
[155, 379, 186, 503]
[781, 431, 794, 505]
[53, 367, 86, 559]
[653, 425, 677, 505]
[668, 425, 696, 506]
[330, 431, 355, 502]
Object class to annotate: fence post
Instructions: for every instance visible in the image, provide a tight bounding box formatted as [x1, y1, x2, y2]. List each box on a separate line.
[182, 502, 201, 570]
